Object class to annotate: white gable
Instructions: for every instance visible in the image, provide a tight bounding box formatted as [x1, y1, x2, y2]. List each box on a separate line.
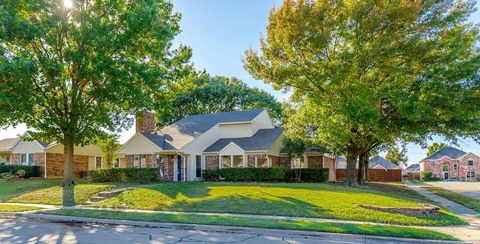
[12, 140, 44, 154]
[117, 134, 162, 154]
[220, 142, 244, 155]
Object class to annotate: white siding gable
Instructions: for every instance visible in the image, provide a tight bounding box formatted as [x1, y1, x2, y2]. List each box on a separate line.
[12, 140, 44, 154]
[220, 142, 245, 155]
[118, 134, 161, 154]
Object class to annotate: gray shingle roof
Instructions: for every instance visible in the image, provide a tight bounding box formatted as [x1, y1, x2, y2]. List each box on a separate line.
[406, 164, 420, 171]
[0, 138, 19, 151]
[143, 109, 266, 150]
[369, 156, 399, 169]
[421, 146, 467, 161]
[204, 128, 283, 152]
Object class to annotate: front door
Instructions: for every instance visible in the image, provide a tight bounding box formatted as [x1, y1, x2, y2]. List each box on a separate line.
[177, 155, 182, 181]
[444, 172, 449, 180]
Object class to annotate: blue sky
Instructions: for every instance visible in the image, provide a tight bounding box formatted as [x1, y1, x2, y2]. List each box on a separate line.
[1, 0, 479, 164]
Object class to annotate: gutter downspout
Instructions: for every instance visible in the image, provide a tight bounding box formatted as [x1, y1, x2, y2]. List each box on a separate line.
[44, 150, 47, 179]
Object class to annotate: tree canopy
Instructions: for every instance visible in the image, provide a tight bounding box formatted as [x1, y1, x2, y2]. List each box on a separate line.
[385, 146, 408, 166]
[0, 0, 190, 205]
[244, 0, 480, 185]
[155, 73, 282, 127]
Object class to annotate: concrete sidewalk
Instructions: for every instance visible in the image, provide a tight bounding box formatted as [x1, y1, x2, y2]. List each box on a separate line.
[405, 181, 480, 242]
[0, 212, 463, 244]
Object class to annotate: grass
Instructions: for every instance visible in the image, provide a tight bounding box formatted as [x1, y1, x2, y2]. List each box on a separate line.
[0, 204, 42, 212]
[420, 185, 480, 212]
[0, 179, 61, 202]
[41, 208, 458, 241]
[91, 182, 465, 226]
[7, 183, 116, 205]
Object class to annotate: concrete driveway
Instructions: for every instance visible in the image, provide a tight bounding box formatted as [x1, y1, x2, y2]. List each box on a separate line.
[427, 182, 480, 200]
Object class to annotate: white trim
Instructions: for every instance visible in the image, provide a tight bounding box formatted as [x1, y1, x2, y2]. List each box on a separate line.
[117, 133, 164, 154]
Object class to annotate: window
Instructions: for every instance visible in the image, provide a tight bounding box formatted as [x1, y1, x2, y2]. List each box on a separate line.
[196, 155, 202, 178]
[140, 155, 147, 168]
[133, 155, 140, 167]
[453, 163, 458, 171]
[468, 160, 474, 166]
[156, 155, 164, 178]
[255, 155, 268, 168]
[233, 155, 244, 168]
[442, 163, 449, 172]
[21, 154, 27, 165]
[430, 161, 435, 167]
[222, 155, 231, 168]
[28, 154, 35, 166]
[114, 159, 120, 168]
[95, 157, 102, 169]
[467, 171, 475, 178]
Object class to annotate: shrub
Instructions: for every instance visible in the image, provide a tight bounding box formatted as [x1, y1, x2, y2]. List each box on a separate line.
[0, 165, 40, 178]
[285, 168, 329, 183]
[203, 167, 329, 183]
[421, 171, 442, 181]
[90, 168, 159, 183]
[16, 169, 26, 178]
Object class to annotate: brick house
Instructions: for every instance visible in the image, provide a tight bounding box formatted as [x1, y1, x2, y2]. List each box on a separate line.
[420, 146, 480, 181]
[118, 109, 336, 182]
[0, 133, 108, 178]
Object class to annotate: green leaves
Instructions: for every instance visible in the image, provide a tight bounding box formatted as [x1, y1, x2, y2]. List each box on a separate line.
[244, 0, 480, 156]
[0, 0, 191, 144]
[155, 74, 282, 127]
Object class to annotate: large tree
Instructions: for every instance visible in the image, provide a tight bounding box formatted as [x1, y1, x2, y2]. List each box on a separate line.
[385, 146, 408, 167]
[0, 0, 191, 205]
[155, 73, 282, 126]
[244, 0, 480, 186]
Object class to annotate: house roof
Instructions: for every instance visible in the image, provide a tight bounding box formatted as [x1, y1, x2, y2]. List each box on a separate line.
[368, 156, 399, 169]
[421, 146, 467, 161]
[204, 128, 283, 152]
[0, 138, 19, 152]
[406, 164, 420, 171]
[143, 109, 266, 150]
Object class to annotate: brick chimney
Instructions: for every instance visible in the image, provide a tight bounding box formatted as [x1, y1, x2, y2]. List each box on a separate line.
[135, 112, 156, 133]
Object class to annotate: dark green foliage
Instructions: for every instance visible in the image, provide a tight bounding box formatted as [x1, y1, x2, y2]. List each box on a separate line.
[421, 172, 441, 182]
[203, 167, 329, 183]
[0, 164, 40, 178]
[90, 168, 159, 184]
[284, 169, 329, 183]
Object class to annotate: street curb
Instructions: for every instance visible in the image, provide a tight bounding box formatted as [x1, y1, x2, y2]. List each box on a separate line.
[0, 212, 465, 244]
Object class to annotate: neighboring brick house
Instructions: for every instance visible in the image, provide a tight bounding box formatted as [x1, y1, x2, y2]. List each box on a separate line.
[420, 147, 480, 181]
[0, 132, 107, 178]
[118, 109, 336, 182]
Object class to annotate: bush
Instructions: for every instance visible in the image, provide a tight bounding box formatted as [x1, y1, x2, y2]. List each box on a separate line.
[0, 165, 40, 178]
[285, 168, 329, 183]
[203, 167, 329, 183]
[421, 171, 442, 181]
[90, 168, 159, 183]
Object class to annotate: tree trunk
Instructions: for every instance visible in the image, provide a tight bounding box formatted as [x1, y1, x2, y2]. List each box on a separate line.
[346, 146, 357, 186]
[357, 153, 365, 185]
[363, 151, 370, 183]
[62, 133, 75, 207]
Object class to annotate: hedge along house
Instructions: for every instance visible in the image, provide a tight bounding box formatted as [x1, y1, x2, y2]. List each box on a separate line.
[117, 109, 337, 182]
[1, 132, 107, 178]
[420, 146, 480, 181]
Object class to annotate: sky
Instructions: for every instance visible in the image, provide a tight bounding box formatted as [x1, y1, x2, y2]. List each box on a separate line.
[1, 0, 479, 165]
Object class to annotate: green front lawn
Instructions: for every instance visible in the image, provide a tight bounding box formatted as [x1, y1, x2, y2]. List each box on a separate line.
[421, 185, 480, 212]
[41, 208, 457, 241]
[0, 179, 61, 202]
[0, 204, 42, 212]
[91, 182, 464, 226]
[8, 183, 115, 205]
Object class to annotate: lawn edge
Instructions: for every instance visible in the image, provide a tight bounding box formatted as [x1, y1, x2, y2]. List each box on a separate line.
[0, 211, 460, 243]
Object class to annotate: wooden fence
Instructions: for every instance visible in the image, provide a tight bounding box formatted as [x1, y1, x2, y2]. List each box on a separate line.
[336, 169, 402, 182]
